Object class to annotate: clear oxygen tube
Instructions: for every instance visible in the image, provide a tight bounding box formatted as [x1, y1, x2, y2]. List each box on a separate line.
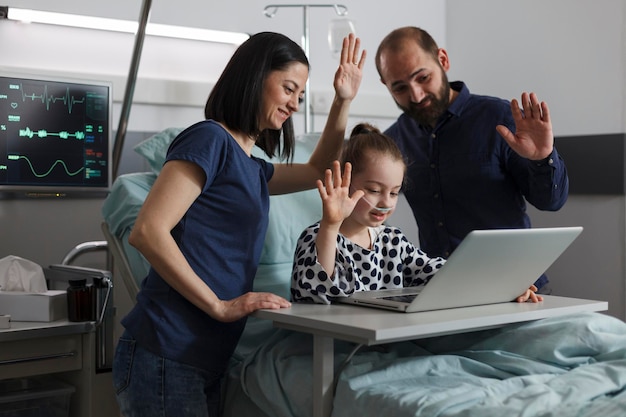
[360, 195, 394, 213]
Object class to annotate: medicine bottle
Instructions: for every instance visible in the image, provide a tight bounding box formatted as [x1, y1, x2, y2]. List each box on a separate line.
[67, 278, 93, 322]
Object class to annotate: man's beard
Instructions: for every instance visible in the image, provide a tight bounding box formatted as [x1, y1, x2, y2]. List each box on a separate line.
[397, 70, 451, 128]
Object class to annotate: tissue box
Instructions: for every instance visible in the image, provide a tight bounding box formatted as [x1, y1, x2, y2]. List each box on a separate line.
[0, 290, 67, 322]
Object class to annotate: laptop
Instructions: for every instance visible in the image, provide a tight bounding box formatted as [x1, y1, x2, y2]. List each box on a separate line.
[337, 226, 583, 313]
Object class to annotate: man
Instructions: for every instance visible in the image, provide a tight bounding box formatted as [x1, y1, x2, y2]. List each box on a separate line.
[375, 26, 568, 290]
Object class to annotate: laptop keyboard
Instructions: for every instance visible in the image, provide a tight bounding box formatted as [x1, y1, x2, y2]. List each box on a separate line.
[381, 293, 419, 303]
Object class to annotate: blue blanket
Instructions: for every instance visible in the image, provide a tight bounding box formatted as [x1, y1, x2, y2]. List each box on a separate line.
[231, 312, 626, 417]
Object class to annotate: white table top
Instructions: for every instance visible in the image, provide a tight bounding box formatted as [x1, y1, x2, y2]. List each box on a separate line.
[253, 295, 608, 345]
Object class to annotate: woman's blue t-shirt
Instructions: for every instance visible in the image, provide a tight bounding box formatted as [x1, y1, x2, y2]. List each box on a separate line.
[122, 120, 274, 373]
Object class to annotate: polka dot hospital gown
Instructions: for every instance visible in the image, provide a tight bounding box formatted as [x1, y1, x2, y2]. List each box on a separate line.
[291, 223, 446, 304]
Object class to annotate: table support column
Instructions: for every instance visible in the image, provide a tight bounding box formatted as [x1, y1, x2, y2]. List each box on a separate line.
[312, 334, 334, 417]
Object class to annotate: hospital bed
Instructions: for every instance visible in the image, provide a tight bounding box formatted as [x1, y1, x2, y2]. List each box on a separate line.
[101, 128, 626, 417]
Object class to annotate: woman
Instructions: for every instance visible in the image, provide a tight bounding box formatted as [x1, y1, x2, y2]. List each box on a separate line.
[113, 32, 365, 417]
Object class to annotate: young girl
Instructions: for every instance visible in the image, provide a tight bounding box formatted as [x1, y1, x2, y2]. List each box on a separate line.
[291, 123, 543, 305]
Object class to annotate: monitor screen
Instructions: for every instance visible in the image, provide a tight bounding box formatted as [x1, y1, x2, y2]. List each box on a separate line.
[0, 72, 112, 198]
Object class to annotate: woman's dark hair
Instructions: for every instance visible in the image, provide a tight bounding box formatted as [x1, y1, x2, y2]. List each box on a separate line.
[205, 32, 309, 161]
[342, 123, 406, 176]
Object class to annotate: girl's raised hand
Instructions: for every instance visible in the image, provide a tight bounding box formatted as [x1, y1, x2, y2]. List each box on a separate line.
[516, 284, 544, 303]
[317, 161, 364, 226]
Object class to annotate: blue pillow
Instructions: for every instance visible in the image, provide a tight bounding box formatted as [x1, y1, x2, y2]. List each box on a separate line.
[252, 133, 323, 266]
[133, 127, 184, 174]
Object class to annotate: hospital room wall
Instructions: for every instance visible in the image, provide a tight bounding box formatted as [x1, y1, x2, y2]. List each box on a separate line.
[1, 0, 625, 319]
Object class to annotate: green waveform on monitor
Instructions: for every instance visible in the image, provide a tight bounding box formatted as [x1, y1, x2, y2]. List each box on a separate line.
[19, 127, 86, 140]
[21, 84, 85, 113]
[8, 154, 85, 178]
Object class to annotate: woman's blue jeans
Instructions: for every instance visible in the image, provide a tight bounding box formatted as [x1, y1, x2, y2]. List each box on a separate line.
[113, 330, 222, 417]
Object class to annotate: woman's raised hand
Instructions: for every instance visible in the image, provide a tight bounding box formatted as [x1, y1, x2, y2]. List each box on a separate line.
[333, 33, 366, 101]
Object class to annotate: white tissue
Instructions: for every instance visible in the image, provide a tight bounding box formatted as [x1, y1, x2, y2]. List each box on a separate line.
[0, 255, 48, 293]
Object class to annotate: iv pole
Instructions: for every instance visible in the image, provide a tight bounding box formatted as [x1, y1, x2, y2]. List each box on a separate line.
[263, 4, 349, 134]
[112, 0, 152, 179]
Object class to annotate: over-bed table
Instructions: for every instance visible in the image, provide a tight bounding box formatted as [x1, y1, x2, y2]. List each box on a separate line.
[254, 297, 608, 417]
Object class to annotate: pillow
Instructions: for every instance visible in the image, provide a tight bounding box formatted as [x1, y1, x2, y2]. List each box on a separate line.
[260, 191, 321, 265]
[252, 132, 323, 266]
[133, 127, 184, 174]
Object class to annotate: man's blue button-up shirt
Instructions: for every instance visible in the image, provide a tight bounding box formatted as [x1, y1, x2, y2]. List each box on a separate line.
[385, 82, 569, 288]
